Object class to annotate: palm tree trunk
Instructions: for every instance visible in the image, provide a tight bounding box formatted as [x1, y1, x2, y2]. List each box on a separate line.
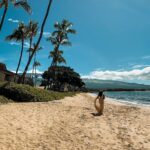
[29, 37, 33, 78]
[0, 5, 8, 31]
[35, 65, 36, 87]
[29, 37, 33, 58]
[15, 37, 24, 82]
[34, 52, 36, 87]
[32, 64, 34, 80]
[20, 0, 53, 84]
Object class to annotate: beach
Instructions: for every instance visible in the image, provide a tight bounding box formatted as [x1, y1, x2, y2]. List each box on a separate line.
[0, 93, 150, 150]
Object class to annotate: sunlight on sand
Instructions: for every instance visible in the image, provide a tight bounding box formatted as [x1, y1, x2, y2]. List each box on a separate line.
[0, 93, 149, 150]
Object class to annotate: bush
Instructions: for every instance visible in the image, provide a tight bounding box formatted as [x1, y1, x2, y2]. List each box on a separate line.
[0, 82, 76, 102]
[0, 96, 13, 104]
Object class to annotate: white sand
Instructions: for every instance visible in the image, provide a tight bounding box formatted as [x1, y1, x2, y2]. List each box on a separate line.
[0, 93, 150, 150]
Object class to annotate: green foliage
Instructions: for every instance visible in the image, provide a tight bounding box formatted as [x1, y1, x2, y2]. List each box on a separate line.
[6, 22, 25, 41]
[0, 82, 76, 102]
[42, 66, 85, 91]
[47, 19, 76, 66]
[0, 96, 13, 104]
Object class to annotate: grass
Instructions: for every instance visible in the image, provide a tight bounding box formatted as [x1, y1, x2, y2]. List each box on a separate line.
[0, 82, 76, 103]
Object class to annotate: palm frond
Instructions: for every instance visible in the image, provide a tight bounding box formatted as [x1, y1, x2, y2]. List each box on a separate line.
[0, 0, 5, 8]
[61, 39, 72, 46]
[54, 22, 62, 30]
[58, 56, 66, 64]
[6, 30, 22, 41]
[27, 47, 34, 52]
[14, 0, 32, 14]
[51, 30, 61, 36]
[67, 29, 76, 34]
[33, 43, 42, 51]
[26, 20, 38, 37]
[33, 61, 41, 67]
[62, 19, 73, 29]
[47, 36, 58, 45]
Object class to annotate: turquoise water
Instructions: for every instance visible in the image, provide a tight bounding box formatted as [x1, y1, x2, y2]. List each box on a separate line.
[94, 91, 150, 106]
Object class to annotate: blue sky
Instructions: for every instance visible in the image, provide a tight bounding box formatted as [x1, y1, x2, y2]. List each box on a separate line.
[1, 0, 150, 84]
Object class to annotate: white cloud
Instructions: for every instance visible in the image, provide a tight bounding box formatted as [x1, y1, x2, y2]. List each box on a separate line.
[132, 64, 149, 69]
[11, 70, 22, 74]
[42, 32, 51, 38]
[8, 18, 19, 23]
[142, 55, 150, 59]
[82, 66, 150, 81]
[12, 69, 43, 74]
[10, 42, 20, 46]
[9, 42, 30, 48]
[27, 69, 43, 74]
[24, 42, 30, 48]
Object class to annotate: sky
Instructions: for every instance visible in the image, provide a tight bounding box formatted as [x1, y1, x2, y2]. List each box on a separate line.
[1, 0, 150, 84]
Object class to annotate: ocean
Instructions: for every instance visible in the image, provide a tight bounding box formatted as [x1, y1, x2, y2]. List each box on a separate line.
[93, 91, 150, 106]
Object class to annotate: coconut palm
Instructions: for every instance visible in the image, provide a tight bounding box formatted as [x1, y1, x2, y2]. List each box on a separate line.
[0, 0, 31, 31]
[31, 44, 42, 76]
[20, 0, 53, 84]
[6, 22, 26, 81]
[27, 43, 42, 80]
[26, 20, 38, 58]
[47, 19, 76, 67]
[33, 60, 41, 87]
[50, 49, 66, 66]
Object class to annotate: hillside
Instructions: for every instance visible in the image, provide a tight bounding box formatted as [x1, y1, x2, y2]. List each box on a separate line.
[83, 79, 150, 90]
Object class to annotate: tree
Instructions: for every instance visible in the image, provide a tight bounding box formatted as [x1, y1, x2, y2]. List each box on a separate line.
[47, 19, 76, 67]
[33, 61, 41, 87]
[26, 20, 38, 58]
[19, 0, 53, 83]
[49, 50, 66, 66]
[42, 66, 85, 91]
[6, 22, 26, 81]
[0, 0, 31, 31]
[31, 44, 42, 86]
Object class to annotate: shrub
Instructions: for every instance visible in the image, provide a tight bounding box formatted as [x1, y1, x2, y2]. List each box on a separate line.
[0, 82, 76, 102]
[0, 96, 13, 104]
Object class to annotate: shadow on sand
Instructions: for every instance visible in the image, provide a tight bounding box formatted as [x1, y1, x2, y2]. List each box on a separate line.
[91, 113, 103, 117]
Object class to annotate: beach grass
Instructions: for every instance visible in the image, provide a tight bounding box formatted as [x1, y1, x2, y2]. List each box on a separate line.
[0, 82, 76, 103]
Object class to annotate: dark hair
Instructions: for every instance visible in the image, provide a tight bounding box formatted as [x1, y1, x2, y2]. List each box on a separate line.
[98, 91, 103, 97]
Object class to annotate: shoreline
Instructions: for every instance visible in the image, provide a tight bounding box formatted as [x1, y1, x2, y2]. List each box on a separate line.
[88, 92, 150, 108]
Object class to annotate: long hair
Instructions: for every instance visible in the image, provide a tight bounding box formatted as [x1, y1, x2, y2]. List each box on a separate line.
[98, 91, 103, 97]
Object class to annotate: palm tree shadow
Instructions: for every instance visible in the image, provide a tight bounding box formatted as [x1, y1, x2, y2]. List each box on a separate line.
[91, 113, 103, 117]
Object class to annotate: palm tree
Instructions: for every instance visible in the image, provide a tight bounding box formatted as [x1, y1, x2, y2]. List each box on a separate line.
[6, 22, 26, 81]
[50, 49, 66, 66]
[26, 20, 38, 58]
[0, 0, 31, 31]
[47, 19, 76, 67]
[20, 0, 53, 84]
[31, 44, 42, 76]
[32, 60, 41, 87]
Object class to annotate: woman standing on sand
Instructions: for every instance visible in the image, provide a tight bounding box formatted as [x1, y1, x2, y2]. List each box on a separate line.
[94, 91, 105, 116]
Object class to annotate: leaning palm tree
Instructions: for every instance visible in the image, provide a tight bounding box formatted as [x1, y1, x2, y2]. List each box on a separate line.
[20, 0, 53, 84]
[47, 19, 76, 67]
[0, 0, 31, 31]
[26, 20, 38, 58]
[6, 22, 26, 81]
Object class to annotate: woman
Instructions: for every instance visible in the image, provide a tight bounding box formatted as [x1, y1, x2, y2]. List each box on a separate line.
[94, 91, 105, 116]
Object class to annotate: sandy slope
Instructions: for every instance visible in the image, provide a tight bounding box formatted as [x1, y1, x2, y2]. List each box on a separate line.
[0, 93, 150, 150]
